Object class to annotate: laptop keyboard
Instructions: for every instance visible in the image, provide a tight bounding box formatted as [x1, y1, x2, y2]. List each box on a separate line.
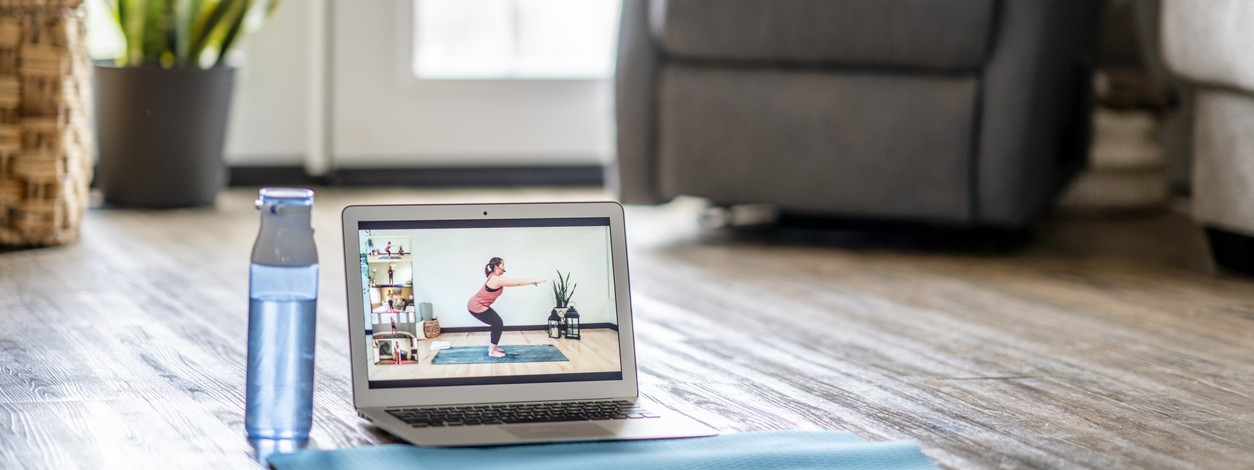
[385, 400, 660, 428]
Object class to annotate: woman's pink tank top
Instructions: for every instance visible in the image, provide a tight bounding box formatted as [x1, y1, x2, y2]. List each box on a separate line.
[467, 281, 503, 313]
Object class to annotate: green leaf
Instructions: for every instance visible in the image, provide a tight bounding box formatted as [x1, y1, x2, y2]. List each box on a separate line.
[172, 0, 199, 66]
[211, 0, 250, 67]
[244, 0, 282, 33]
[190, 0, 248, 67]
[119, 0, 147, 66]
[103, 0, 278, 69]
[189, 0, 231, 58]
[140, 0, 169, 66]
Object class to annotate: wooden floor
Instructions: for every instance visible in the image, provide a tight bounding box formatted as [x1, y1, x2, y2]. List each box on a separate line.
[1, 187, 1252, 469]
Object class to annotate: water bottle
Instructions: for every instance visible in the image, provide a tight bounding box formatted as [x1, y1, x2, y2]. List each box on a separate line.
[245, 188, 318, 445]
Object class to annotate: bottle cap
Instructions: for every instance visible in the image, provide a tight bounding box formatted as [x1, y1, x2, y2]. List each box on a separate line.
[256, 188, 314, 209]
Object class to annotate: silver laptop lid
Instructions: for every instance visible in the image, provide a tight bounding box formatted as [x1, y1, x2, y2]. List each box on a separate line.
[341, 202, 638, 409]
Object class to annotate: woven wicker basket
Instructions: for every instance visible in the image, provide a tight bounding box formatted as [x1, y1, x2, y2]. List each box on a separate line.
[0, 0, 90, 247]
[423, 319, 441, 339]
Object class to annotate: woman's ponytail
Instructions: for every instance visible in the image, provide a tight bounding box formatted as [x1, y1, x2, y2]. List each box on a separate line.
[484, 257, 504, 277]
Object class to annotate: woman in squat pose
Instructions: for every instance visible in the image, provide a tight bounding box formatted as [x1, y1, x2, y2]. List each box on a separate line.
[467, 257, 544, 358]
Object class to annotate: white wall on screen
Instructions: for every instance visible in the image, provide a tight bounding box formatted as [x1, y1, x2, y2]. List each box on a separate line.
[402, 226, 616, 328]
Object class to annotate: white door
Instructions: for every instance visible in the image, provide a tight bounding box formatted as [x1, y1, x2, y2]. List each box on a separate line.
[330, 0, 619, 171]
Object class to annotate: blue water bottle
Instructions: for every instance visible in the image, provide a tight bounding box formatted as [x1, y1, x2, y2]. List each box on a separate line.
[245, 188, 318, 447]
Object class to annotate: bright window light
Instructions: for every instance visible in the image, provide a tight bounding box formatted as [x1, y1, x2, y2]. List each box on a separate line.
[413, 0, 620, 80]
[84, 0, 125, 60]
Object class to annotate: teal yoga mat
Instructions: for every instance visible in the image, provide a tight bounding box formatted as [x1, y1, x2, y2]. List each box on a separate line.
[431, 345, 569, 365]
[268, 430, 938, 470]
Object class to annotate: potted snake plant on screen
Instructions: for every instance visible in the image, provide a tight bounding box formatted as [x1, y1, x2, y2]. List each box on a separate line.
[93, 0, 281, 207]
[551, 270, 577, 335]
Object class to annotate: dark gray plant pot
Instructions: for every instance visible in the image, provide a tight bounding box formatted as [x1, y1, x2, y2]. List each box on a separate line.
[94, 64, 236, 208]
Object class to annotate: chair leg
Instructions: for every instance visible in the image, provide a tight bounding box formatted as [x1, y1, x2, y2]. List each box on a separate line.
[1205, 227, 1254, 276]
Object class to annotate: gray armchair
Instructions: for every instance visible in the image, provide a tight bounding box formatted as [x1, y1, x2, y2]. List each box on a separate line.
[612, 0, 1102, 228]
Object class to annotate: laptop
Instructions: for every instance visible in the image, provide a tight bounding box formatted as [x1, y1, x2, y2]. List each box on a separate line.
[340, 201, 718, 446]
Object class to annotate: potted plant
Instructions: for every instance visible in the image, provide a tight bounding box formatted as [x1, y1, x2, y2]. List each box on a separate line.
[551, 270, 577, 336]
[93, 0, 281, 207]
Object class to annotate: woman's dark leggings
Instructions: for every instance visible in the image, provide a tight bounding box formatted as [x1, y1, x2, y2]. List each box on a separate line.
[470, 307, 504, 344]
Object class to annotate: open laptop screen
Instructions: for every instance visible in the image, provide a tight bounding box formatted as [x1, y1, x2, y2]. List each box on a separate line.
[356, 217, 623, 389]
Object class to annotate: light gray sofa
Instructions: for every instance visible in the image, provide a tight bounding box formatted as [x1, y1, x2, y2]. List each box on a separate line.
[1161, 0, 1254, 274]
[612, 0, 1102, 228]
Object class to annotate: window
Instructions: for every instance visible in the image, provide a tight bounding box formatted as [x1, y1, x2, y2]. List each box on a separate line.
[84, 0, 125, 60]
[412, 0, 620, 80]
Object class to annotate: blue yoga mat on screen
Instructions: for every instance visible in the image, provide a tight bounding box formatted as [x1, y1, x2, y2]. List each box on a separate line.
[267, 430, 938, 470]
[431, 345, 569, 365]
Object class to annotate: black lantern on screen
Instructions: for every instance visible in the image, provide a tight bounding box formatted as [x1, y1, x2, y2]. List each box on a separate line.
[564, 305, 581, 340]
[547, 309, 562, 339]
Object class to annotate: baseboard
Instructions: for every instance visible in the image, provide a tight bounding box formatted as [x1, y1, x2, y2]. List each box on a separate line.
[438, 325, 548, 334]
[438, 323, 619, 334]
[227, 164, 606, 188]
[228, 166, 326, 187]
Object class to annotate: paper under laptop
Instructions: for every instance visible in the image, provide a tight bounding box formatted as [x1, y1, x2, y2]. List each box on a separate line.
[340, 201, 717, 446]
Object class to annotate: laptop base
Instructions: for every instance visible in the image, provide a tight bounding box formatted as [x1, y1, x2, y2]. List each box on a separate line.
[362, 402, 717, 447]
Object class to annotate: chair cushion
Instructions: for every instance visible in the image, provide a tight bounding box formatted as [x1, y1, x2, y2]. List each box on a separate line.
[650, 0, 996, 72]
[1162, 0, 1254, 93]
[656, 65, 977, 221]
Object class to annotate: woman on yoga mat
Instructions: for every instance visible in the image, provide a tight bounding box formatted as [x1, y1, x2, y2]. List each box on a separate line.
[467, 257, 544, 358]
